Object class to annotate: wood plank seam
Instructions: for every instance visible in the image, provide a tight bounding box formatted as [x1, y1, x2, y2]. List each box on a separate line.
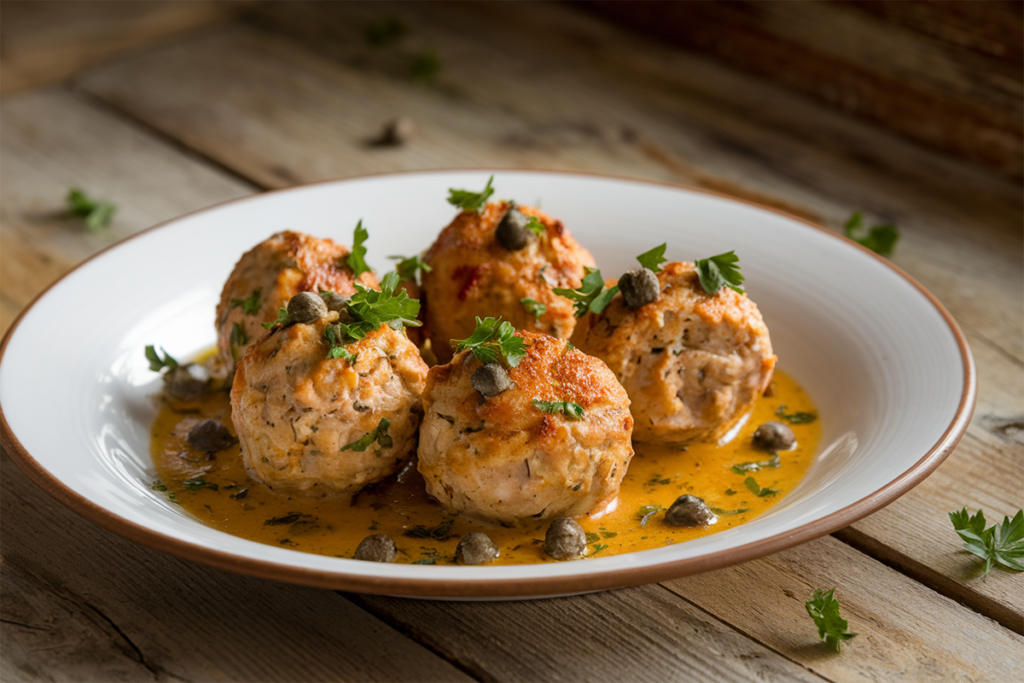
[80, 602, 162, 680]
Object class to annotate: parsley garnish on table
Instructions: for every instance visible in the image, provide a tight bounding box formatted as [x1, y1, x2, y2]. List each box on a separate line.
[66, 188, 116, 232]
[554, 267, 619, 317]
[348, 220, 372, 277]
[452, 316, 526, 367]
[806, 588, 857, 652]
[949, 508, 1024, 576]
[447, 175, 494, 213]
[844, 211, 899, 257]
[695, 251, 744, 295]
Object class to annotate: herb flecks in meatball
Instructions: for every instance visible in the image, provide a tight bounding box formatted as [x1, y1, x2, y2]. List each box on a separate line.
[472, 362, 511, 399]
[456, 532, 500, 565]
[753, 421, 796, 451]
[186, 419, 237, 454]
[353, 533, 398, 562]
[618, 268, 660, 309]
[545, 517, 587, 560]
[665, 495, 718, 528]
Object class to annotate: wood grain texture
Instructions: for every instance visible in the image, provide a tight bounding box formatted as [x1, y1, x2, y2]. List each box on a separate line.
[579, 0, 1024, 179]
[73, 0, 1023, 629]
[665, 535, 1024, 681]
[0, 0, 245, 95]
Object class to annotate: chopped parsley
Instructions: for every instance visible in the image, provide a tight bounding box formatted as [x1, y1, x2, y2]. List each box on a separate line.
[452, 316, 526, 368]
[181, 477, 218, 492]
[585, 531, 601, 543]
[775, 405, 817, 424]
[324, 324, 357, 363]
[806, 588, 857, 652]
[520, 297, 546, 318]
[710, 506, 750, 515]
[447, 175, 493, 213]
[554, 267, 619, 317]
[731, 454, 780, 475]
[592, 543, 609, 555]
[404, 518, 454, 541]
[144, 346, 179, 372]
[949, 508, 1024, 576]
[844, 211, 899, 257]
[409, 50, 441, 81]
[636, 243, 668, 273]
[532, 399, 585, 420]
[262, 307, 289, 330]
[348, 220, 372, 277]
[66, 188, 116, 231]
[638, 505, 663, 526]
[524, 215, 545, 236]
[230, 288, 261, 316]
[230, 322, 250, 349]
[341, 418, 393, 452]
[744, 476, 778, 497]
[389, 253, 432, 284]
[695, 251, 744, 295]
[265, 513, 303, 526]
[320, 271, 422, 350]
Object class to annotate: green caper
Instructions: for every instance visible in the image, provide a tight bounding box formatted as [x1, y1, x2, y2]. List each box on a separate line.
[353, 533, 397, 562]
[618, 268, 660, 309]
[664, 495, 717, 528]
[544, 517, 587, 560]
[456, 532, 500, 565]
[471, 362, 511, 399]
[287, 291, 328, 324]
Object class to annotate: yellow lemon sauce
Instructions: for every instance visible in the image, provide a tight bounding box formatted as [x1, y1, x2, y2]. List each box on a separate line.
[150, 370, 819, 565]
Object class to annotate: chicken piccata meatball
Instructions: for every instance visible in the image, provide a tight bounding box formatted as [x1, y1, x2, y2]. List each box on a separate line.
[570, 261, 775, 445]
[420, 202, 595, 363]
[216, 231, 378, 369]
[417, 329, 633, 525]
[231, 307, 428, 499]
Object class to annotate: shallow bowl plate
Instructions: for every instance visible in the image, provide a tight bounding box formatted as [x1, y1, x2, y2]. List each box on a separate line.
[0, 171, 974, 599]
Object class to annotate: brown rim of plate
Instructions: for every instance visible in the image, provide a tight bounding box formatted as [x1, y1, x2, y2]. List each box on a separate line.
[0, 169, 976, 599]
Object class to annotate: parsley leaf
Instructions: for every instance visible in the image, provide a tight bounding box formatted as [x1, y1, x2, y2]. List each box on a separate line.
[324, 324, 358, 364]
[389, 254, 432, 284]
[695, 251, 744, 295]
[710, 506, 750, 515]
[637, 243, 668, 273]
[348, 220, 372, 277]
[409, 50, 441, 81]
[262, 307, 290, 330]
[182, 477, 218, 492]
[744, 476, 778, 497]
[341, 417, 393, 452]
[447, 175, 494, 213]
[638, 505, 662, 526]
[949, 508, 1024, 576]
[731, 454, 780, 475]
[775, 405, 817, 424]
[321, 271, 423, 350]
[145, 345, 179, 372]
[592, 543, 609, 554]
[525, 215, 545, 236]
[66, 188, 116, 231]
[452, 316, 526, 368]
[231, 288, 261, 316]
[532, 399, 585, 420]
[230, 322, 250, 349]
[405, 518, 455, 540]
[554, 267, 619, 317]
[520, 297, 547, 318]
[806, 588, 857, 652]
[844, 211, 899, 257]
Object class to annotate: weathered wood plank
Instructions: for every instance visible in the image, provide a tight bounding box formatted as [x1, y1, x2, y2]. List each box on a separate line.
[73, 0, 1023, 631]
[352, 584, 826, 683]
[0, 0, 244, 95]
[665, 535, 1024, 681]
[0, 89, 471, 683]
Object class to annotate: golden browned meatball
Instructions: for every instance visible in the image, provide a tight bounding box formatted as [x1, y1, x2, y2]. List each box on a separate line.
[216, 231, 378, 369]
[570, 262, 775, 445]
[231, 317, 428, 499]
[417, 330, 633, 526]
[420, 203, 595, 363]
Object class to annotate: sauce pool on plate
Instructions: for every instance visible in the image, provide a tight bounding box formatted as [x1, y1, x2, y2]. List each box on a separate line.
[150, 369, 820, 565]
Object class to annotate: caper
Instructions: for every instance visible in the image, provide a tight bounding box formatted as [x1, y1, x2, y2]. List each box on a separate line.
[163, 363, 210, 401]
[664, 494, 718, 528]
[186, 419, 237, 454]
[618, 268, 660, 309]
[353, 533, 397, 563]
[544, 517, 587, 560]
[456, 532, 500, 565]
[471, 362, 511, 399]
[495, 206, 532, 251]
[319, 290, 352, 319]
[287, 291, 328, 324]
[753, 421, 795, 451]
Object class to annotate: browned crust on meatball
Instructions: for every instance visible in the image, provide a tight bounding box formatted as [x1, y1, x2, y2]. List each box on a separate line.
[231, 319, 428, 499]
[418, 331, 634, 525]
[216, 231, 379, 369]
[420, 203, 595, 363]
[570, 262, 776, 445]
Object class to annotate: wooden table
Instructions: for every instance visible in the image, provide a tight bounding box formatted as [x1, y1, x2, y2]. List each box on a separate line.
[2, 3, 1021, 680]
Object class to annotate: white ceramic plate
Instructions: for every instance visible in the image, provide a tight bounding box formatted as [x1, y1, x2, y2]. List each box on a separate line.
[0, 171, 974, 598]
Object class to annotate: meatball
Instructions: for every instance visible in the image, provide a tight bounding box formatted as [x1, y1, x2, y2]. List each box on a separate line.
[216, 231, 379, 369]
[417, 331, 633, 525]
[231, 318, 428, 499]
[570, 261, 775, 445]
[420, 202, 595, 363]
